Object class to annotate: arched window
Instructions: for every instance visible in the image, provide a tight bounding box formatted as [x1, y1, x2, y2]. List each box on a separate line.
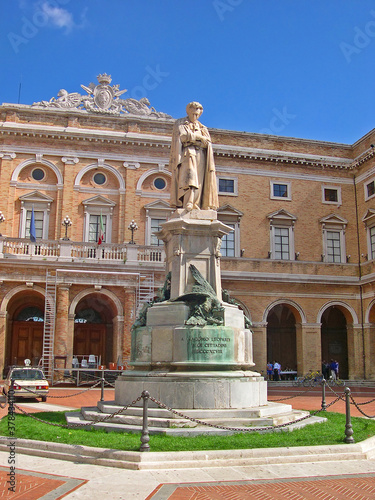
[16, 307, 44, 322]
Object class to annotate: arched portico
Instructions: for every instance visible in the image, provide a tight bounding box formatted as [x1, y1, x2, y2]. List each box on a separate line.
[69, 289, 124, 366]
[318, 301, 358, 380]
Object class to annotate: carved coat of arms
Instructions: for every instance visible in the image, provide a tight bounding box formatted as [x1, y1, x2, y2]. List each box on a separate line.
[32, 73, 171, 118]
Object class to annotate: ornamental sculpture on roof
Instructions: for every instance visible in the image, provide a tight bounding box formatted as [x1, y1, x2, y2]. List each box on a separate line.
[32, 73, 172, 118]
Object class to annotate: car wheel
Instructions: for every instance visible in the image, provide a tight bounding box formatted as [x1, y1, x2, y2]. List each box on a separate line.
[41, 396, 47, 402]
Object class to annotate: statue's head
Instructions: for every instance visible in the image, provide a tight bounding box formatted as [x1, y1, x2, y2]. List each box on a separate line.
[186, 101, 203, 123]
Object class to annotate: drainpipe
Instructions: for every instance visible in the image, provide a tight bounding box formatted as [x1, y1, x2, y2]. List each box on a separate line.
[353, 174, 366, 379]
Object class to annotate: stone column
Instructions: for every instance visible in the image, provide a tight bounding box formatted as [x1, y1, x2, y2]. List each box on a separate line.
[296, 323, 321, 376]
[0, 311, 6, 376]
[347, 323, 365, 379]
[252, 322, 267, 377]
[54, 284, 71, 368]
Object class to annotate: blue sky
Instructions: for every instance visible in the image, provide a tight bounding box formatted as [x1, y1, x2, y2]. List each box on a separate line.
[1, 1, 375, 144]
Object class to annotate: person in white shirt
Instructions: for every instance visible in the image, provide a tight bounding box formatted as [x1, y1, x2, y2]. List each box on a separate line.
[273, 361, 281, 381]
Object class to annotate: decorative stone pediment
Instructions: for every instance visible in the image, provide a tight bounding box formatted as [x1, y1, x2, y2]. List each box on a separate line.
[362, 209, 375, 226]
[82, 195, 116, 209]
[320, 213, 348, 229]
[217, 204, 244, 222]
[267, 208, 297, 226]
[144, 200, 173, 217]
[19, 191, 54, 205]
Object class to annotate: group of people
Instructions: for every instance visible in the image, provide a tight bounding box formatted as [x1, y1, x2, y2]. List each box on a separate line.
[322, 359, 339, 380]
[266, 361, 281, 381]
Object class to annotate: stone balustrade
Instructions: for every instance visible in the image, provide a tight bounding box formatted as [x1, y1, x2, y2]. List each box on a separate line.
[0, 237, 165, 266]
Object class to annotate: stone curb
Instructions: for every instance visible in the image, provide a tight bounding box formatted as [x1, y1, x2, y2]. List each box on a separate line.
[1, 435, 375, 470]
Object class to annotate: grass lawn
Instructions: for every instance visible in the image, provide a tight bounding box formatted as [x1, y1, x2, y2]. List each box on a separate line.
[1, 411, 375, 452]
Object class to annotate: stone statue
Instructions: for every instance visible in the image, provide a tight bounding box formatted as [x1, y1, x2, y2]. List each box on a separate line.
[169, 102, 219, 211]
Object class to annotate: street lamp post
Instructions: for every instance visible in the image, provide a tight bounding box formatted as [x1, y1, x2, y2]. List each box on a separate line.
[62, 215, 72, 240]
[128, 220, 138, 244]
[0, 211, 5, 236]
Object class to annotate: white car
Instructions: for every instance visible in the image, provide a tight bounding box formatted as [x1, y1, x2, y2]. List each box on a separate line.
[3, 364, 49, 402]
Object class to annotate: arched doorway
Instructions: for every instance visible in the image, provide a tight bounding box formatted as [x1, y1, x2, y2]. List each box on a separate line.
[5, 290, 46, 369]
[73, 293, 116, 366]
[321, 306, 348, 379]
[267, 304, 297, 371]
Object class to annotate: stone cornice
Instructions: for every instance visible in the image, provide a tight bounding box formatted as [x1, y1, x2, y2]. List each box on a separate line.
[0, 120, 354, 170]
[2, 103, 371, 170]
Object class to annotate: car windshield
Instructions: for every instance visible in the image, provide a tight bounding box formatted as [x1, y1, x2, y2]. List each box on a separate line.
[11, 369, 45, 380]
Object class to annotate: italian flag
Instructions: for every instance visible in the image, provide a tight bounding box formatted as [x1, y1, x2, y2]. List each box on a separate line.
[97, 213, 105, 245]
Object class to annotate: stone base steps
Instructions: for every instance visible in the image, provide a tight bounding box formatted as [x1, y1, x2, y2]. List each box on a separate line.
[1, 436, 374, 470]
[65, 400, 321, 436]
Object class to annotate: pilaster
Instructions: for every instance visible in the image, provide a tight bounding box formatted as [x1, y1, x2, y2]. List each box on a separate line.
[54, 284, 71, 364]
[296, 323, 321, 376]
[251, 322, 267, 376]
[347, 324, 365, 379]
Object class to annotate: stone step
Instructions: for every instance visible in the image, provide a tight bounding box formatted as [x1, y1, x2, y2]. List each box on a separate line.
[86, 405, 309, 428]
[97, 400, 294, 419]
[67, 406, 313, 435]
[1, 435, 373, 470]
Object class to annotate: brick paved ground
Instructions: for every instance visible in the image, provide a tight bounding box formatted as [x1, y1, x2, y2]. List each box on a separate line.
[146, 475, 375, 500]
[0, 466, 87, 499]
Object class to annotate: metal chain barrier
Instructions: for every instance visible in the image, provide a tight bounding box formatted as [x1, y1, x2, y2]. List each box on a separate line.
[147, 394, 341, 433]
[349, 394, 375, 419]
[13, 395, 143, 429]
[325, 383, 346, 400]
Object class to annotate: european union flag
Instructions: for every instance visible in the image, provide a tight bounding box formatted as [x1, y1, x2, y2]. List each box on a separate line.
[30, 206, 36, 242]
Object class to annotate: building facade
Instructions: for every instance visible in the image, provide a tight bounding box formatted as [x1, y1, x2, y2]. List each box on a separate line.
[1, 75, 375, 380]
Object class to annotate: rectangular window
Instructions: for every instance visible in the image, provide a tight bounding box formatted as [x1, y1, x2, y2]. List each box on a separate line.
[150, 218, 165, 246]
[273, 184, 288, 198]
[370, 227, 375, 259]
[327, 231, 341, 263]
[89, 215, 106, 243]
[26, 210, 43, 240]
[221, 223, 235, 257]
[324, 188, 338, 202]
[219, 178, 235, 193]
[367, 181, 375, 198]
[274, 227, 290, 260]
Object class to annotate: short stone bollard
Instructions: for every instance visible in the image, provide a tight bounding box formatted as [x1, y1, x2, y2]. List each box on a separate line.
[140, 390, 150, 452]
[321, 378, 327, 411]
[100, 375, 105, 402]
[344, 387, 355, 444]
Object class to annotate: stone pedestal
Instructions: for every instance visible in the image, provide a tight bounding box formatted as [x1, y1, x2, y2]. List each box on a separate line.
[116, 210, 268, 415]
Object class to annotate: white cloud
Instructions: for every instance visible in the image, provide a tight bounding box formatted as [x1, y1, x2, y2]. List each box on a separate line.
[40, 2, 75, 33]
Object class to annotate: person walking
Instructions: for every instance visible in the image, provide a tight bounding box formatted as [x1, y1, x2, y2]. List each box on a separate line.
[273, 361, 281, 381]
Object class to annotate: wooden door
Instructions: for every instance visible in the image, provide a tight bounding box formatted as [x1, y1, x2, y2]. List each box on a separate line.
[73, 324, 106, 362]
[11, 322, 44, 366]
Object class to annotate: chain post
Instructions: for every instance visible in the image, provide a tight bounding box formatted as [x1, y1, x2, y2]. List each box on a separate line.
[140, 390, 150, 452]
[321, 378, 327, 411]
[100, 372, 105, 402]
[344, 387, 354, 444]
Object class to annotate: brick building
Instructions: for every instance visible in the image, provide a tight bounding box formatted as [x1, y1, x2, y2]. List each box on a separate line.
[1, 75, 375, 380]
